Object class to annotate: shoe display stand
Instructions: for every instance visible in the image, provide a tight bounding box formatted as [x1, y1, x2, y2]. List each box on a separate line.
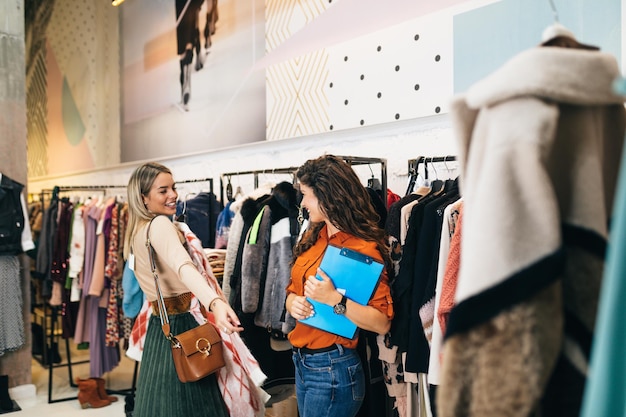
[32, 304, 138, 404]
[31, 305, 64, 367]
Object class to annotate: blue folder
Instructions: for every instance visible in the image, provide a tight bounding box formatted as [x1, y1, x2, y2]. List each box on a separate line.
[299, 244, 384, 339]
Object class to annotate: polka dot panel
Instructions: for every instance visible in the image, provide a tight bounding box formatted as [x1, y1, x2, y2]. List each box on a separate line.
[326, 12, 452, 132]
[266, 9, 453, 139]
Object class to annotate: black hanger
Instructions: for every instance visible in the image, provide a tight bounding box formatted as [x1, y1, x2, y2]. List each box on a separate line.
[429, 158, 445, 194]
[226, 175, 234, 202]
[366, 164, 382, 191]
[368, 177, 382, 191]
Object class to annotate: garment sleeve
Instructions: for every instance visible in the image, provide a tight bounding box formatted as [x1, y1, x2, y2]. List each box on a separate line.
[368, 269, 394, 320]
[20, 193, 35, 252]
[148, 216, 220, 308]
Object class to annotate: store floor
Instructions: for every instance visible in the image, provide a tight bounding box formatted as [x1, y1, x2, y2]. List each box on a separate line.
[9, 340, 297, 417]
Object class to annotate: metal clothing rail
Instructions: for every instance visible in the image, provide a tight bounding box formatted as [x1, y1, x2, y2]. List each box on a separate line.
[406, 155, 457, 196]
[219, 156, 387, 203]
[219, 167, 299, 203]
[50, 184, 126, 190]
[337, 155, 387, 201]
[37, 184, 137, 404]
[176, 177, 214, 189]
[38, 185, 126, 207]
[175, 177, 216, 204]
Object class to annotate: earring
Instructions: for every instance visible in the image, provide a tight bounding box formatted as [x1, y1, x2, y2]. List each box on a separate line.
[297, 205, 305, 225]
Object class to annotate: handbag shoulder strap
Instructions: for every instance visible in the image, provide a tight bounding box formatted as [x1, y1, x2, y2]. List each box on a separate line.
[145, 216, 173, 339]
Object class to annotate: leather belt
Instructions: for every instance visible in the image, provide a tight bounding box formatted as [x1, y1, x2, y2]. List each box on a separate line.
[151, 292, 193, 316]
[293, 344, 339, 355]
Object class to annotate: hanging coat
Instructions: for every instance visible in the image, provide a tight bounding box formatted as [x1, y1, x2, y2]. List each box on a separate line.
[439, 46, 626, 417]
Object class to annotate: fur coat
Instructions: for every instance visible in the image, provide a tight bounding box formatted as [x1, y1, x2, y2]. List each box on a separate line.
[438, 45, 626, 417]
[239, 182, 300, 335]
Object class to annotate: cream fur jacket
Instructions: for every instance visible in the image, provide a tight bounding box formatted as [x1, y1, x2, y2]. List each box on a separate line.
[438, 46, 626, 417]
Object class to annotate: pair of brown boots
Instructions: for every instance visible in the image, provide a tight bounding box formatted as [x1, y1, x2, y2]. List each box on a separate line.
[76, 377, 118, 409]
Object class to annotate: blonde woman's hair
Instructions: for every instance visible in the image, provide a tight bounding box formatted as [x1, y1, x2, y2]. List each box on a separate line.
[123, 162, 173, 260]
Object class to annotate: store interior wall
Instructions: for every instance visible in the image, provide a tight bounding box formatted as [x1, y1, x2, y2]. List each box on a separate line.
[26, 0, 120, 179]
[0, 0, 33, 388]
[27, 0, 624, 196]
[4, 0, 625, 394]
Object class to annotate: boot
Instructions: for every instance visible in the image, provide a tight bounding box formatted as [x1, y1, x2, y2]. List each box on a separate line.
[124, 394, 135, 417]
[31, 323, 44, 356]
[0, 375, 15, 411]
[76, 378, 110, 409]
[93, 377, 118, 403]
[46, 342, 62, 365]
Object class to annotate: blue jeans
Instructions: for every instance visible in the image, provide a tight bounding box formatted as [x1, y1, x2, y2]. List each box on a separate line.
[292, 345, 365, 417]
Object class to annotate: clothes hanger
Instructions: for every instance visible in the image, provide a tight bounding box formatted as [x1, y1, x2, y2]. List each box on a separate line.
[367, 164, 382, 191]
[442, 156, 458, 193]
[226, 175, 235, 202]
[405, 157, 421, 196]
[232, 175, 244, 201]
[541, 0, 598, 50]
[175, 192, 196, 222]
[429, 159, 445, 195]
[409, 157, 431, 197]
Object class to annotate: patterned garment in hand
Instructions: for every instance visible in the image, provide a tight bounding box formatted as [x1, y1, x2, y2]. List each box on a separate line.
[128, 221, 270, 417]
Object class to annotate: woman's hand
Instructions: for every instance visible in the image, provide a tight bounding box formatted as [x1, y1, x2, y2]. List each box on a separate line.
[210, 299, 243, 335]
[304, 268, 342, 307]
[287, 294, 314, 320]
[304, 268, 392, 335]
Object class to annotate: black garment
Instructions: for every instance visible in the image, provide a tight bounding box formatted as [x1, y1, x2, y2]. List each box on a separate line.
[388, 194, 434, 352]
[356, 331, 389, 417]
[385, 193, 421, 243]
[0, 174, 25, 255]
[50, 199, 73, 284]
[176, 192, 221, 248]
[405, 186, 459, 374]
[34, 197, 59, 298]
[366, 186, 387, 229]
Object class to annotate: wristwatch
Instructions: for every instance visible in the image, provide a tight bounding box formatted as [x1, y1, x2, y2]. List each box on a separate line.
[333, 295, 348, 315]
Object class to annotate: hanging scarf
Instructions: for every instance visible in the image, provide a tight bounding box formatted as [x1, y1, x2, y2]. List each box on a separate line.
[128, 221, 269, 417]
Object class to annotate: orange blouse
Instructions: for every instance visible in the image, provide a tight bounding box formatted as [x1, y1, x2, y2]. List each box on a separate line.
[286, 225, 393, 349]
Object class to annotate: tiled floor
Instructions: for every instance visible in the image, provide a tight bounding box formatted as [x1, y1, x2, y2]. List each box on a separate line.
[7, 340, 297, 417]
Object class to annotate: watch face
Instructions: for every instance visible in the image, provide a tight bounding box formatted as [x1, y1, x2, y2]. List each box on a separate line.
[333, 303, 346, 315]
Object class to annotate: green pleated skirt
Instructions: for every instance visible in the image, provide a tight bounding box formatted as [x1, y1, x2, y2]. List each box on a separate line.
[133, 313, 229, 417]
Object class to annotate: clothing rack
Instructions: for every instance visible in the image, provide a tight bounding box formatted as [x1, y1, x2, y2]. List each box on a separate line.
[175, 177, 214, 193]
[339, 155, 388, 201]
[37, 185, 137, 404]
[219, 156, 387, 203]
[219, 167, 300, 203]
[37, 185, 127, 207]
[175, 177, 215, 203]
[406, 155, 457, 196]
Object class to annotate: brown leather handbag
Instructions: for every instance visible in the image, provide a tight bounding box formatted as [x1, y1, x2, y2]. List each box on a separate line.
[146, 218, 225, 383]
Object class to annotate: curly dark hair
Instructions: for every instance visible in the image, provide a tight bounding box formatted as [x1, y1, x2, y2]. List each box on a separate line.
[293, 155, 392, 271]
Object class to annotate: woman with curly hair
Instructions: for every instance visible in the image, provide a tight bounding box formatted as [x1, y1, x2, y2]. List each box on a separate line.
[285, 154, 394, 417]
